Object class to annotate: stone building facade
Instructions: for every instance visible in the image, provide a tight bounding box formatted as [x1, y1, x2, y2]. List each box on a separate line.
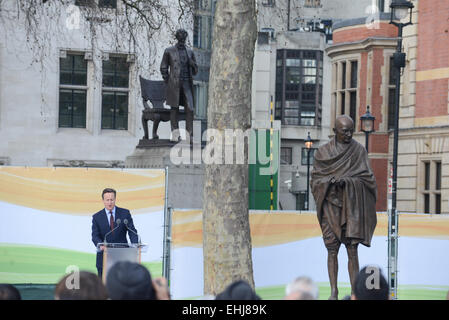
[0, 0, 192, 167]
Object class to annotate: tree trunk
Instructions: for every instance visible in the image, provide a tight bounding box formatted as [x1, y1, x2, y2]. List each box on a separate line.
[202, 0, 257, 296]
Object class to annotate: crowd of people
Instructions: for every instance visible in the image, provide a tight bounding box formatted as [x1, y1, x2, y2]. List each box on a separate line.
[1, 263, 430, 300]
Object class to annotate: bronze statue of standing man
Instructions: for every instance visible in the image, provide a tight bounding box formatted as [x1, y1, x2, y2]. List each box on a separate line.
[311, 115, 377, 300]
[160, 29, 198, 142]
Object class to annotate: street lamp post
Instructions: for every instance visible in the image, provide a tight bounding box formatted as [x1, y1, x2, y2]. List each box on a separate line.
[389, 0, 414, 300]
[305, 132, 313, 210]
[360, 105, 376, 152]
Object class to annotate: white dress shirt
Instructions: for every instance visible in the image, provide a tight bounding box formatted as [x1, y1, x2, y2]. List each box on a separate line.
[105, 207, 116, 228]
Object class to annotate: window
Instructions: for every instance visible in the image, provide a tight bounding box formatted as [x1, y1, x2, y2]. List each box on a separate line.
[75, 0, 94, 6]
[421, 160, 442, 214]
[332, 59, 358, 126]
[193, 15, 213, 50]
[350, 61, 358, 88]
[101, 56, 129, 130]
[75, 0, 116, 8]
[424, 162, 430, 190]
[435, 161, 442, 214]
[378, 0, 385, 12]
[193, 0, 214, 50]
[98, 0, 116, 8]
[340, 92, 345, 115]
[300, 108, 316, 126]
[350, 91, 357, 122]
[258, 32, 270, 45]
[301, 148, 316, 165]
[194, 83, 208, 120]
[304, 0, 321, 8]
[436, 161, 441, 190]
[262, 0, 275, 6]
[275, 49, 323, 127]
[59, 54, 87, 128]
[435, 194, 441, 214]
[195, 0, 213, 10]
[281, 147, 292, 165]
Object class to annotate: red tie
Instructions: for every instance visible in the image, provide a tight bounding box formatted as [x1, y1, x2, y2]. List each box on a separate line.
[109, 212, 114, 232]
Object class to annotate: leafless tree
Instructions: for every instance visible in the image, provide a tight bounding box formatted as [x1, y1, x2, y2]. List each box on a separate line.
[203, 0, 258, 295]
[0, 0, 194, 77]
[0, 0, 194, 119]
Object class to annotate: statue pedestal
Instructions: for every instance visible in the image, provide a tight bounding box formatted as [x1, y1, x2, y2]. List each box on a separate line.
[125, 139, 204, 209]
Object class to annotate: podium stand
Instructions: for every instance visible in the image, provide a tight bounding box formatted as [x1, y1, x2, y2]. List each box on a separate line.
[97, 243, 147, 283]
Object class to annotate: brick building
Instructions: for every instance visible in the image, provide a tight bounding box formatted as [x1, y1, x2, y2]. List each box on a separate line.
[326, 0, 449, 214]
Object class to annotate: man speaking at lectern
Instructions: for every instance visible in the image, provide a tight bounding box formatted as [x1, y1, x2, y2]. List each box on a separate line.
[92, 188, 139, 277]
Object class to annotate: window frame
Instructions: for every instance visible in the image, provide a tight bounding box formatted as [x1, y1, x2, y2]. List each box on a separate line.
[193, 0, 214, 50]
[275, 49, 323, 127]
[101, 55, 130, 130]
[304, 0, 321, 8]
[98, 0, 117, 8]
[280, 147, 293, 165]
[420, 159, 442, 214]
[193, 81, 208, 120]
[75, 0, 117, 9]
[58, 52, 89, 129]
[331, 57, 359, 129]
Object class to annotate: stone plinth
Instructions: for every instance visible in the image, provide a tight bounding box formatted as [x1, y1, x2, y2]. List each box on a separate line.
[125, 139, 204, 209]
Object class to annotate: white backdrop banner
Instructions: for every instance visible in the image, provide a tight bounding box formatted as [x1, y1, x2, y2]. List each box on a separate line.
[0, 167, 165, 283]
[170, 210, 449, 299]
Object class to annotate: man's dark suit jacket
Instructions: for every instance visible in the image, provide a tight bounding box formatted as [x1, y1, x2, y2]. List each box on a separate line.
[91, 207, 139, 274]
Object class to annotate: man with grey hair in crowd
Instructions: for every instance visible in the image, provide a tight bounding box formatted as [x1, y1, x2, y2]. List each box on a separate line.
[284, 276, 319, 300]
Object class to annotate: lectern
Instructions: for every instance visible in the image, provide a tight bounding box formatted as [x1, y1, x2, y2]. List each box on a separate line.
[97, 243, 147, 283]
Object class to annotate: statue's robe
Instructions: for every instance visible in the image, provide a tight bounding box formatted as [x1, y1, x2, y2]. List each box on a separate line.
[311, 138, 377, 247]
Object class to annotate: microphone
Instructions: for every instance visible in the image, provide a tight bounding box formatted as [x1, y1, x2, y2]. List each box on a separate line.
[123, 219, 141, 244]
[104, 218, 121, 244]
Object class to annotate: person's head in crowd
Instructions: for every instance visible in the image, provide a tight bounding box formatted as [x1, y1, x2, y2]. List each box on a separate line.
[0, 284, 21, 300]
[106, 261, 156, 300]
[54, 271, 108, 300]
[215, 280, 261, 300]
[284, 276, 319, 300]
[352, 265, 389, 300]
